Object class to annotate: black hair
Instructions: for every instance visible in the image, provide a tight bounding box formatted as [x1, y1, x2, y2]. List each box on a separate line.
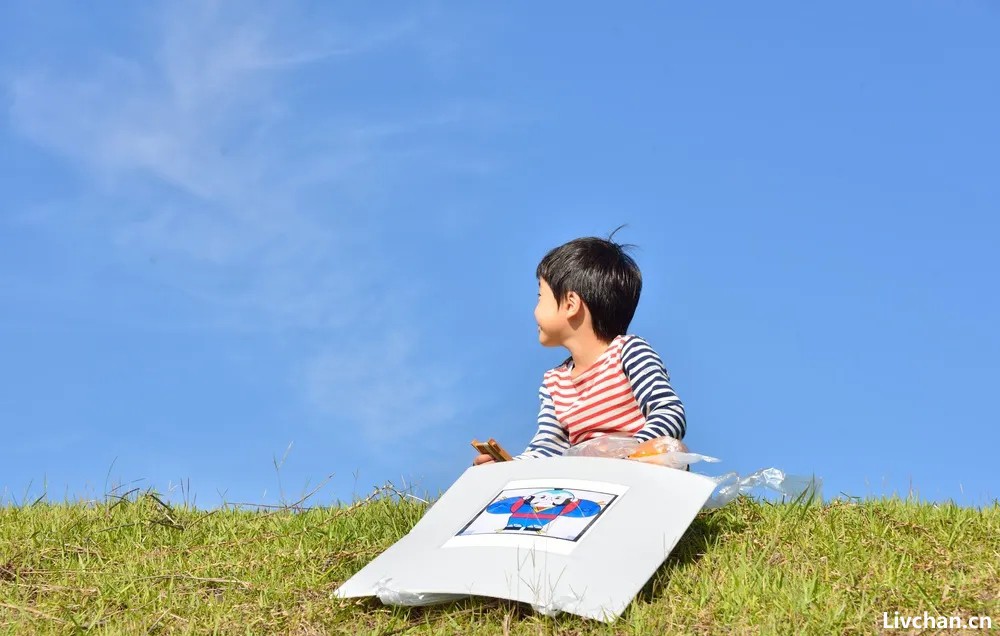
[536, 225, 642, 342]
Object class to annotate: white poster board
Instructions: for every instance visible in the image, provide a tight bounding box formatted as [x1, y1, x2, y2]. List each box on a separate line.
[334, 456, 717, 623]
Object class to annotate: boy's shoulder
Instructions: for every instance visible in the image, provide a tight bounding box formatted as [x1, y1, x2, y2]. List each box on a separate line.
[542, 358, 574, 382]
[543, 334, 655, 377]
[620, 333, 655, 351]
[618, 334, 669, 362]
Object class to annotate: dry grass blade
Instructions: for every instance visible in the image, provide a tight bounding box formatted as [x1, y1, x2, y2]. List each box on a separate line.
[0, 601, 71, 625]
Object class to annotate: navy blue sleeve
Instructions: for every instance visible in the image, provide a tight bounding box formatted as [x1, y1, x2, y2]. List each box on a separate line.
[621, 336, 686, 442]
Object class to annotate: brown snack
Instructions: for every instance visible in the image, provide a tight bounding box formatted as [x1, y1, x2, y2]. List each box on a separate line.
[471, 439, 511, 462]
[471, 439, 493, 458]
[487, 438, 513, 461]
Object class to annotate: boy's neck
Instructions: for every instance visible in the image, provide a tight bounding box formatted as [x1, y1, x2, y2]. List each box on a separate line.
[565, 333, 613, 377]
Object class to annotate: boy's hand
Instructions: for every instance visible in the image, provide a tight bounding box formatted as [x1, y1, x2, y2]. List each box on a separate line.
[472, 453, 495, 466]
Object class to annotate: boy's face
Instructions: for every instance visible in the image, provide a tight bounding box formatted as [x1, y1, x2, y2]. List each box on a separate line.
[535, 278, 570, 347]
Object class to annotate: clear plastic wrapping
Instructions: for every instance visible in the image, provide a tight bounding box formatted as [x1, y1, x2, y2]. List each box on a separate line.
[562, 434, 637, 458]
[372, 577, 588, 618]
[563, 434, 720, 470]
[373, 577, 466, 607]
[563, 435, 821, 510]
[703, 468, 823, 510]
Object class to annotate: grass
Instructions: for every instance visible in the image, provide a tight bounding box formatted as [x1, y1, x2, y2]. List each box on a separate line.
[0, 484, 997, 635]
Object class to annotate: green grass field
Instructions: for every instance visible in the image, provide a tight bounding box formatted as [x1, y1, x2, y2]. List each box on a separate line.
[0, 485, 997, 635]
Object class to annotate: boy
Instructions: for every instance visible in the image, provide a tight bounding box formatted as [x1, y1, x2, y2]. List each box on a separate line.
[473, 232, 686, 465]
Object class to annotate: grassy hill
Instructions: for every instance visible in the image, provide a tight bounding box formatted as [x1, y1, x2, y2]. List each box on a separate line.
[0, 486, 996, 635]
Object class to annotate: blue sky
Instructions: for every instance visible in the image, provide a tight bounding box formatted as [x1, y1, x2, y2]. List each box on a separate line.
[1, 2, 997, 508]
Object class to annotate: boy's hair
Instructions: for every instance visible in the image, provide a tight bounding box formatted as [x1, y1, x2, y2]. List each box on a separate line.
[536, 226, 642, 342]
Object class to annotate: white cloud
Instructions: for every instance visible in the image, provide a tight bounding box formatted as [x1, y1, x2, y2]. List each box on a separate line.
[4, 1, 476, 441]
[302, 328, 461, 444]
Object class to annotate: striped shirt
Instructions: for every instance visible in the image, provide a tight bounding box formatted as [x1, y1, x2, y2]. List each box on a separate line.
[515, 335, 686, 459]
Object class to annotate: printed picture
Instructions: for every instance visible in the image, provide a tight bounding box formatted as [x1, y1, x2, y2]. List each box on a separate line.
[456, 485, 620, 543]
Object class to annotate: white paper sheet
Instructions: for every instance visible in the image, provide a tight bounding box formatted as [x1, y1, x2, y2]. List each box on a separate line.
[334, 456, 717, 623]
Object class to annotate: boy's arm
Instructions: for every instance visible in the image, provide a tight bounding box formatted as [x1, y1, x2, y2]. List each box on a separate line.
[513, 384, 570, 459]
[621, 336, 687, 442]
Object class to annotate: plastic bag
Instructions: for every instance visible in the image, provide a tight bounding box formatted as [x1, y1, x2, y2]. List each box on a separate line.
[703, 468, 823, 510]
[373, 578, 590, 619]
[562, 435, 819, 510]
[564, 434, 720, 470]
[563, 434, 637, 458]
[373, 577, 586, 619]
[373, 577, 466, 607]
[531, 592, 588, 618]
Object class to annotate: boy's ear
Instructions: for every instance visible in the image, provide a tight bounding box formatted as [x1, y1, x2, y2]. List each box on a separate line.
[564, 291, 583, 317]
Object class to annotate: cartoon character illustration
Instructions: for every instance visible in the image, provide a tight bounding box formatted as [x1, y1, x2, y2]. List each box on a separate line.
[486, 488, 603, 533]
